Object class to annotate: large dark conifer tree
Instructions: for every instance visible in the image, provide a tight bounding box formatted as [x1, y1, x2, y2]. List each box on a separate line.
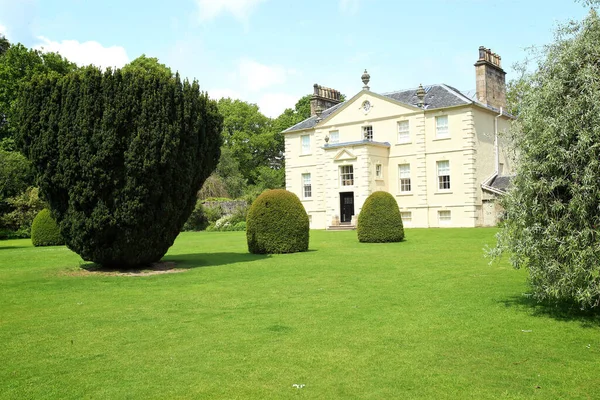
[17, 66, 222, 268]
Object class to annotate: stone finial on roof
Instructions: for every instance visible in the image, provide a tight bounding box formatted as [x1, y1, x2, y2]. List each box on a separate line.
[416, 84, 426, 108]
[361, 69, 370, 90]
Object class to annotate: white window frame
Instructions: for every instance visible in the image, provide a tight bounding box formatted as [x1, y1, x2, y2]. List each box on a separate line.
[301, 134, 311, 155]
[436, 115, 449, 139]
[329, 130, 339, 144]
[375, 164, 383, 180]
[438, 210, 451, 225]
[340, 165, 354, 187]
[302, 173, 312, 199]
[400, 211, 412, 225]
[397, 120, 410, 143]
[363, 125, 373, 141]
[398, 164, 411, 193]
[437, 160, 451, 190]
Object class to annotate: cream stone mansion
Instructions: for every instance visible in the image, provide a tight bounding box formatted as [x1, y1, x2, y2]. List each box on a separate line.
[283, 46, 513, 229]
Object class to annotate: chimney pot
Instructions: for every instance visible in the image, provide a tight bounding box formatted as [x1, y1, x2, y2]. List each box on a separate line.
[478, 46, 486, 60]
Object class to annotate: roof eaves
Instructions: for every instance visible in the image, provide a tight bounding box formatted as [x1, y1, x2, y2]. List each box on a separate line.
[323, 140, 391, 149]
[283, 101, 346, 133]
[282, 119, 314, 133]
[471, 101, 516, 119]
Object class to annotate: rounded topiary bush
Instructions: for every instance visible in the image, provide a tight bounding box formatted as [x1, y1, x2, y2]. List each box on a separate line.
[357, 191, 404, 243]
[246, 189, 309, 254]
[31, 209, 64, 247]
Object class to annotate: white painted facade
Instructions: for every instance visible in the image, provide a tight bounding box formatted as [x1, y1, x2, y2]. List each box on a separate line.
[284, 90, 512, 229]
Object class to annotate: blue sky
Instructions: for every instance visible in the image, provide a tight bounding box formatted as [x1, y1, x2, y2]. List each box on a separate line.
[0, 0, 591, 117]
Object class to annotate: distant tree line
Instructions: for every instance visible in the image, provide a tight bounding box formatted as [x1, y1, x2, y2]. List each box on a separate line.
[204, 94, 311, 201]
[0, 37, 77, 238]
[0, 34, 314, 239]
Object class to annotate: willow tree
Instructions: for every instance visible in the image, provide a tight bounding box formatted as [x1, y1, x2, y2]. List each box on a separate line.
[17, 66, 222, 268]
[492, 9, 600, 309]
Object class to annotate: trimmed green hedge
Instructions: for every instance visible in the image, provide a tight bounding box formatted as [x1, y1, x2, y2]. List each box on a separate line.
[357, 191, 404, 243]
[246, 189, 309, 254]
[182, 200, 209, 231]
[31, 209, 64, 247]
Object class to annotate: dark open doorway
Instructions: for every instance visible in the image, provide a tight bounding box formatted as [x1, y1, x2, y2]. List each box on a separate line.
[340, 192, 355, 223]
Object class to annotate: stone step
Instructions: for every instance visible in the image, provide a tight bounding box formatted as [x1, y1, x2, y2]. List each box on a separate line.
[327, 225, 356, 231]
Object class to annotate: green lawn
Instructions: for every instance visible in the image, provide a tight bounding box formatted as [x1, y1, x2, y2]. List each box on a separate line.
[1, 229, 599, 399]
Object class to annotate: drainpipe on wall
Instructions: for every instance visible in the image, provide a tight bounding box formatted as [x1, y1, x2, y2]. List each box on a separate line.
[494, 107, 503, 175]
[481, 107, 505, 195]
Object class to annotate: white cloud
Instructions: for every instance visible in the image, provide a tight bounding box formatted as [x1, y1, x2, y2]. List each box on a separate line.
[238, 58, 290, 92]
[0, 23, 7, 37]
[196, 0, 266, 22]
[339, 0, 360, 14]
[34, 36, 129, 70]
[257, 92, 298, 118]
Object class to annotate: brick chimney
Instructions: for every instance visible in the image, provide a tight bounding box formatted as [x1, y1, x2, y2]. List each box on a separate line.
[474, 46, 506, 110]
[310, 84, 342, 117]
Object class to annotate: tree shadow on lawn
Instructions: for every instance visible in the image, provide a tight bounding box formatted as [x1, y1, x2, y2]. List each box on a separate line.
[499, 294, 600, 328]
[0, 246, 27, 250]
[163, 252, 270, 269]
[76, 252, 270, 275]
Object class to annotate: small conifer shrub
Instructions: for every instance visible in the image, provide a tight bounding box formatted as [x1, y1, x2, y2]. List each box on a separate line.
[246, 189, 309, 254]
[31, 209, 64, 247]
[357, 191, 404, 243]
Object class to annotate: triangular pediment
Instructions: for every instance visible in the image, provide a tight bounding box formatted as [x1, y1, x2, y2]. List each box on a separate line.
[333, 149, 357, 161]
[318, 90, 421, 128]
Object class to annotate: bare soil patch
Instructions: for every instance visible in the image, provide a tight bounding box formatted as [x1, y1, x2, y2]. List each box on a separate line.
[64, 261, 187, 277]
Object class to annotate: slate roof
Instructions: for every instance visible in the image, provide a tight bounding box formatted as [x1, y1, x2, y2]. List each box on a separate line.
[283, 102, 345, 133]
[489, 175, 513, 192]
[283, 84, 512, 133]
[383, 84, 472, 110]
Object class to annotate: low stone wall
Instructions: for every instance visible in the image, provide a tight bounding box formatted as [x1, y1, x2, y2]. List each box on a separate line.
[202, 200, 247, 215]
